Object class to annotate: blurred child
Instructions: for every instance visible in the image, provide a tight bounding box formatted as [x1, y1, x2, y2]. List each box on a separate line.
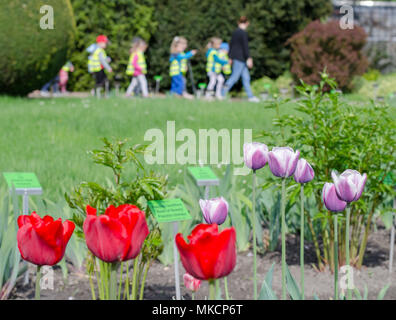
[40, 61, 74, 97]
[87, 35, 112, 95]
[178, 37, 189, 95]
[218, 42, 231, 78]
[125, 37, 149, 98]
[169, 36, 197, 99]
[205, 37, 228, 99]
[59, 61, 74, 93]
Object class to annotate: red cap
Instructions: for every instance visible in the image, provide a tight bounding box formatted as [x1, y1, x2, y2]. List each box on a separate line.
[96, 35, 109, 43]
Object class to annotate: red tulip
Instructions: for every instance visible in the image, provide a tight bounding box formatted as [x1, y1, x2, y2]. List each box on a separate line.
[17, 212, 75, 266]
[83, 204, 149, 263]
[175, 224, 236, 281]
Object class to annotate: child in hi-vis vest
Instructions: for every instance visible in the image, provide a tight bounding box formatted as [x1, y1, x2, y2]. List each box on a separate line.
[169, 36, 196, 99]
[205, 37, 228, 99]
[87, 35, 112, 92]
[125, 38, 148, 97]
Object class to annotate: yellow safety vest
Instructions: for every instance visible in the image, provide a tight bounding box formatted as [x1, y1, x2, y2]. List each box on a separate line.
[169, 57, 181, 77]
[126, 51, 147, 76]
[218, 51, 231, 75]
[62, 65, 70, 72]
[206, 49, 218, 73]
[88, 47, 106, 73]
[180, 52, 188, 75]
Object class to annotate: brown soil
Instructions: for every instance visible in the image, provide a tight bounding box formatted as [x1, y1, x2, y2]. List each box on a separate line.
[9, 225, 396, 300]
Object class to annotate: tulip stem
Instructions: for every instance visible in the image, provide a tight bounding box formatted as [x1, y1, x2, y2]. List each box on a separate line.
[192, 292, 195, 300]
[109, 263, 118, 300]
[215, 279, 221, 299]
[300, 184, 305, 300]
[224, 277, 230, 300]
[131, 257, 139, 300]
[334, 214, 339, 300]
[252, 170, 258, 300]
[281, 178, 287, 300]
[209, 280, 215, 300]
[118, 262, 123, 300]
[346, 206, 352, 300]
[139, 262, 150, 300]
[35, 265, 41, 300]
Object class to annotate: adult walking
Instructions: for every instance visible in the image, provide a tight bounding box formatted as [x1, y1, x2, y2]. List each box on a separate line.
[222, 16, 259, 102]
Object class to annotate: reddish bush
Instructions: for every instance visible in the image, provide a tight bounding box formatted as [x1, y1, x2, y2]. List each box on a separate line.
[287, 20, 368, 91]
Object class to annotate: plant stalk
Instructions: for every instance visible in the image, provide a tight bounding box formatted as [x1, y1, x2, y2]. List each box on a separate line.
[131, 257, 139, 300]
[300, 184, 305, 300]
[252, 170, 258, 300]
[35, 265, 41, 300]
[109, 263, 118, 300]
[334, 214, 338, 300]
[209, 280, 215, 300]
[281, 178, 287, 300]
[345, 206, 351, 300]
[224, 277, 229, 300]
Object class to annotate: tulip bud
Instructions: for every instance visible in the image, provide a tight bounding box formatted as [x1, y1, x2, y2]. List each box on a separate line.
[294, 158, 315, 184]
[183, 273, 201, 292]
[322, 183, 347, 212]
[331, 169, 367, 203]
[268, 147, 300, 178]
[199, 197, 228, 225]
[243, 142, 269, 171]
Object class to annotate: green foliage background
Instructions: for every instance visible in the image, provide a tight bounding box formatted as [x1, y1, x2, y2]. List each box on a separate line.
[0, 0, 76, 95]
[68, 0, 332, 91]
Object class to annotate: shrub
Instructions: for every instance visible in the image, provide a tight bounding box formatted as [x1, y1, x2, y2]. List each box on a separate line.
[0, 0, 76, 95]
[287, 20, 369, 91]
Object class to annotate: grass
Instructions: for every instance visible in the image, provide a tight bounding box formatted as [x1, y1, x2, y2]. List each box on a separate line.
[0, 94, 394, 202]
[0, 95, 280, 201]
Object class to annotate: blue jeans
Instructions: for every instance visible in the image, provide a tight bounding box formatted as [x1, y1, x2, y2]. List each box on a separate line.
[222, 59, 254, 98]
[41, 75, 59, 92]
[170, 75, 184, 95]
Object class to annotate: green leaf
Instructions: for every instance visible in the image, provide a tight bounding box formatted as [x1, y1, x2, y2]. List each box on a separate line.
[377, 283, 390, 300]
[286, 264, 302, 300]
[258, 263, 277, 300]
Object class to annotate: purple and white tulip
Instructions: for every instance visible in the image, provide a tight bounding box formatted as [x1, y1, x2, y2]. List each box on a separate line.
[243, 142, 269, 171]
[268, 147, 300, 178]
[322, 183, 347, 212]
[199, 197, 229, 225]
[331, 169, 367, 203]
[294, 158, 315, 184]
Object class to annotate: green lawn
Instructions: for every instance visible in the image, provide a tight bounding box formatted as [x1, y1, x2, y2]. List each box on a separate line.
[0, 96, 280, 201]
[0, 95, 394, 202]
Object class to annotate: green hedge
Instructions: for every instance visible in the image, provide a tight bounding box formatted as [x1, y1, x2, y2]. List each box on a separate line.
[0, 0, 76, 95]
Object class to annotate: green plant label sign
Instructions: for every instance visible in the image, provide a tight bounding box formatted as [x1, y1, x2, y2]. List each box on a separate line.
[188, 166, 219, 186]
[3, 172, 41, 189]
[383, 172, 395, 186]
[148, 199, 191, 223]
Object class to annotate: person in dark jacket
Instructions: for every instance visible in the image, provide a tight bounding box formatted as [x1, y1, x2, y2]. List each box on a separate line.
[222, 16, 259, 102]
